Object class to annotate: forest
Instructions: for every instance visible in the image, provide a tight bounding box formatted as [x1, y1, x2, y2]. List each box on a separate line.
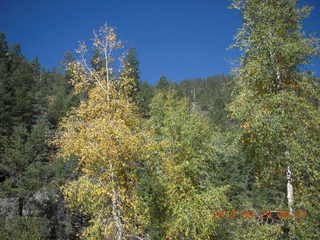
[0, 0, 320, 239]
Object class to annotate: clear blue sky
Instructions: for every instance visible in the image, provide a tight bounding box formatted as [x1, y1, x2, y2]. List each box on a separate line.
[1, 0, 319, 84]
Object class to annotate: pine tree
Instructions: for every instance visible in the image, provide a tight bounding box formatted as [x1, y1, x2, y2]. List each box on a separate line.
[120, 48, 143, 109]
[0, 117, 51, 212]
[123, 48, 140, 87]
[140, 81, 154, 117]
[0, 33, 37, 136]
[155, 75, 170, 90]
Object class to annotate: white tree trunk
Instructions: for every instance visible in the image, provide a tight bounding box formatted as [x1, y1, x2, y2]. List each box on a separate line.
[109, 162, 124, 240]
[104, 41, 110, 101]
[287, 166, 294, 216]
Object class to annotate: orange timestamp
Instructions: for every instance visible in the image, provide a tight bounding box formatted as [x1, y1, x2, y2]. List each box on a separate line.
[212, 209, 307, 220]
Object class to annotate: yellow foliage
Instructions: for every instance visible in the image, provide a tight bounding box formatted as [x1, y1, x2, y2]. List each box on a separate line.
[55, 24, 153, 240]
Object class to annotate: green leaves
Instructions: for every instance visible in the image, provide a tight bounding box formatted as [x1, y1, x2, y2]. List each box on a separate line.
[146, 90, 231, 239]
[230, 1, 320, 238]
[0, 118, 51, 198]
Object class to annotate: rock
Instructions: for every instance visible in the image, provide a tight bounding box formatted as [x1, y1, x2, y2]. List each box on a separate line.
[23, 188, 51, 216]
[0, 197, 19, 219]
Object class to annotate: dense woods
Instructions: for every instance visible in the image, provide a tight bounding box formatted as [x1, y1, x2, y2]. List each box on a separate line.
[1, 0, 320, 239]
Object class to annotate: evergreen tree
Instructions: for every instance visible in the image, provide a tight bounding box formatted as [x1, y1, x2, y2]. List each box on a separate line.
[0, 33, 78, 240]
[120, 48, 143, 111]
[179, 75, 235, 127]
[140, 81, 154, 117]
[43, 71, 76, 126]
[0, 117, 52, 216]
[155, 75, 170, 90]
[0, 216, 50, 240]
[124, 48, 140, 85]
[0, 34, 37, 136]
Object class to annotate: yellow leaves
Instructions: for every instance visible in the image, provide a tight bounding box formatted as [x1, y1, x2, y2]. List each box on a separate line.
[240, 121, 251, 130]
[58, 80, 149, 238]
[260, 108, 271, 115]
[56, 23, 157, 239]
[107, 32, 116, 41]
[47, 95, 55, 106]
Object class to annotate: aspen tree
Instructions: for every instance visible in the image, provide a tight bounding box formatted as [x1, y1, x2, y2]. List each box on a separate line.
[229, 0, 320, 238]
[55, 24, 153, 240]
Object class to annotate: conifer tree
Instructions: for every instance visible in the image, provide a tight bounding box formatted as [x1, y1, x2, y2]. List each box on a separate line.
[120, 48, 143, 109]
[140, 81, 154, 117]
[0, 33, 37, 136]
[0, 117, 51, 212]
[155, 75, 170, 90]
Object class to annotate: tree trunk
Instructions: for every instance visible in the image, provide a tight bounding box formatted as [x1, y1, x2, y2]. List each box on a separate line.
[287, 166, 294, 216]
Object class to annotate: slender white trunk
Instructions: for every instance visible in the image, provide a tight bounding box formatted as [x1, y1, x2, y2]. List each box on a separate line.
[104, 45, 110, 101]
[109, 162, 124, 240]
[268, 31, 282, 91]
[287, 166, 294, 216]
[112, 186, 123, 240]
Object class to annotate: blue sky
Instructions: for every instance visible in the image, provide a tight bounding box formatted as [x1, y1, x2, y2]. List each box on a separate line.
[1, 0, 319, 84]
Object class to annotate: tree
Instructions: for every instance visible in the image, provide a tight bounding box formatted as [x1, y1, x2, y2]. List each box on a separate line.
[229, 0, 320, 238]
[146, 90, 231, 240]
[0, 34, 55, 204]
[139, 81, 154, 117]
[155, 75, 170, 90]
[0, 216, 50, 240]
[120, 48, 143, 109]
[179, 75, 235, 127]
[56, 24, 154, 240]
[0, 117, 52, 219]
[38, 70, 77, 126]
[0, 33, 37, 136]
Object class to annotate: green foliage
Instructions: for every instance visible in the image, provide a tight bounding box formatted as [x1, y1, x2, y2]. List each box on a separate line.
[1, 1, 319, 237]
[0, 216, 50, 240]
[228, 218, 283, 240]
[156, 75, 171, 90]
[229, 0, 320, 238]
[121, 48, 143, 107]
[42, 71, 77, 125]
[0, 33, 78, 239]
[140, 81, 155, 117]
[146, 90, 231, 239]
[0, 118, 51, 199]
[0, 34, 38, 136]
[179, 75, 235, 127]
